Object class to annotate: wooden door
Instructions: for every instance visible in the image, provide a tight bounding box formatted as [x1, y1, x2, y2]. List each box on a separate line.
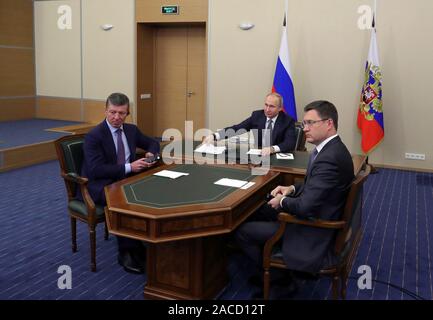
[154, 25, 206, 138]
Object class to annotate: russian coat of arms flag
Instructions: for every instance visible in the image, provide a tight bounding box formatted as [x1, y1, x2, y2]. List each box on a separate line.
[357, 26, 384, 154]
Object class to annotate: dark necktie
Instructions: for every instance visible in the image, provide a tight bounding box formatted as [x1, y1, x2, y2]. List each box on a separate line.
[263, 119, 273, 147]
[116, 129, 125, 165]
[306, 148, 318, 175]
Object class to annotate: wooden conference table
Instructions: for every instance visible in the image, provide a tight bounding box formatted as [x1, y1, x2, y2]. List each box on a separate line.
[104, 141, 366, 300]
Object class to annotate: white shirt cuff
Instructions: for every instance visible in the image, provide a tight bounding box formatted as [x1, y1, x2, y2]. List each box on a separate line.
[125, 163, 131, 174]
[279, 196, 287, 208]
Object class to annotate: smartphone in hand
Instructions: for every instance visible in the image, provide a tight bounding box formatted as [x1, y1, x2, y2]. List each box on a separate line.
[144, 154, 160, 163]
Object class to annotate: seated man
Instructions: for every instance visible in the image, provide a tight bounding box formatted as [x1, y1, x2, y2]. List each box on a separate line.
[203, 92, 297, 156]
[236, 100, 354, 294]
[81, 92, 160, 274]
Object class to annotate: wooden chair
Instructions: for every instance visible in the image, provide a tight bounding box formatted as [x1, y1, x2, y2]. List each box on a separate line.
[54, 134, 108, 272]
[263, 165, 371, 299]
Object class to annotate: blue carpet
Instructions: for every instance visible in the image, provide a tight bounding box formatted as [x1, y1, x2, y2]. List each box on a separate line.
[0, 162, 432, 300]
[0, 119, 82, 149]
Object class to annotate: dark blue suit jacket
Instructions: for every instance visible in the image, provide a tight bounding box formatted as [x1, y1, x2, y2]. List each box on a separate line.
[280, 136, 355, 272]
[217, 110, 297, 152]
[81, 120, 160, 205]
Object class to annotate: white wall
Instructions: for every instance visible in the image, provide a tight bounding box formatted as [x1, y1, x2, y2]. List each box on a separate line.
[34, 0, 135, 119]
[35, 0, 81, 98]
[82, 0, 135, 104]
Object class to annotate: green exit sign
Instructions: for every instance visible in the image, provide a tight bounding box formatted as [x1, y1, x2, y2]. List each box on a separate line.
[161, 5, 179, 15]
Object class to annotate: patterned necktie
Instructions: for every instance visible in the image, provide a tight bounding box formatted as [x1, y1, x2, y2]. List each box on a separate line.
[116, 129, 125, 165]
[263, 119, 273, 147]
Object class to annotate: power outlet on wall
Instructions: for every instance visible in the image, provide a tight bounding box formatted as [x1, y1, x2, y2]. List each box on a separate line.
[405, 153, 426, 160]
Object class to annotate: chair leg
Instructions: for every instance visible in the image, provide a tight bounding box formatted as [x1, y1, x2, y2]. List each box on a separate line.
[89, 226, 97, 272]
[264, 268, 270, 300]
[331, 275, 339, 300]
[341, 273, 348, 300]
[104, 221, 109, 240]
[71, 217, 77, 252]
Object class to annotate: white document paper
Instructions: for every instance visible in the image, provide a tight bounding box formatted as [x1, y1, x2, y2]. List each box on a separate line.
[153, 170, 189, 179]
[194, 144, 226, 155]
[214, 178, 249, 188]
[240, 182, 256, 190]
[246, 149, 262, 155]
[276, 153, 294, 160]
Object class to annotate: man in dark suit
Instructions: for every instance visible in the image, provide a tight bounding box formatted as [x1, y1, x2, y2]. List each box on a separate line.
[236, 100, 354, 292]
[82, 92, 160, 274]
[203, 93, 297, 156]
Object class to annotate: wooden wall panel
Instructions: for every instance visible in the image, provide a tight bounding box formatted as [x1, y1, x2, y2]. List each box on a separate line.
[136, 0, 207, 23]
[0, 98, 35, 122]
[83, 100, 105, 124]
[0, 48, 35, 97]
[83, 99, 134, 124]
[0, 0, 34, 47]
[36, 97, 81, 121]
[136, 24, 155, 136]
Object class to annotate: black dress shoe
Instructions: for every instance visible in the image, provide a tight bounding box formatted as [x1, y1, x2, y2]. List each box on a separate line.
[118, 251, 144, 274]
[131, 248, 147, 270]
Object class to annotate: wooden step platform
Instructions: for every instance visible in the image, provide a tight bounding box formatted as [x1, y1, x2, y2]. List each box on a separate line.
[0, 123, 95, 172]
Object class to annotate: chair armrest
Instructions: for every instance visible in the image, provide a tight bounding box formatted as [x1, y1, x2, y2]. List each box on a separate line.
[263, 221, 287, 267]
[62, 172, 88, 185]
[61, 172, 97, 220]
[278, 212, 346, 229]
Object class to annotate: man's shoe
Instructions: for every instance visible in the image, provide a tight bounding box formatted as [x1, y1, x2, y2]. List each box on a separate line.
[131, 248, 147, 270]
[118, 251, 144, 274]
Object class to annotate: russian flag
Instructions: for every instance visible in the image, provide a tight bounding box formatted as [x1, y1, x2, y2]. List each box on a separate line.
[272, 17, 297, 121]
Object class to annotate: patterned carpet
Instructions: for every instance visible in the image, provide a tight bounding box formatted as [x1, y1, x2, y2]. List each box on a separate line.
[0, 161, 432, 300]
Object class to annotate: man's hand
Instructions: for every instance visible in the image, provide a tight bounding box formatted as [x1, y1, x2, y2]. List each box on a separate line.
[270, 185, 295, 197]
[268, 194, 284, 209]
[202, 134, 215, 145]
[261, 147, 274, 156]
[130, 157, 156, 172]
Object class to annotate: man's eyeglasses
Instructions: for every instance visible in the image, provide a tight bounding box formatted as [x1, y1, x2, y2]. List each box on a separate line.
[301, 119, 329, 129]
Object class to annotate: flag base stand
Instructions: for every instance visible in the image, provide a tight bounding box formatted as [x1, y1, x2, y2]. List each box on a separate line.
[366, 157, 379, 174]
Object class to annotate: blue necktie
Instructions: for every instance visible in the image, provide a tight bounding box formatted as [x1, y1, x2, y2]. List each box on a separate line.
[306, 148, 318, 175]
[116, 129, 125, 165]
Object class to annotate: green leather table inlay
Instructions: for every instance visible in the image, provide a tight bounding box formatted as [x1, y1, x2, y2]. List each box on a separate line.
[123, 164, 254, 208]
[270, 151, 309, 169]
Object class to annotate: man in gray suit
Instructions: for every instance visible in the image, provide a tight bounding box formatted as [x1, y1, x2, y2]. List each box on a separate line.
[236, 100, 354, 292]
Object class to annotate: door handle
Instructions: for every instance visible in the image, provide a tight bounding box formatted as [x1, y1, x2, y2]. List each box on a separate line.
[187, 91, 195, 97]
